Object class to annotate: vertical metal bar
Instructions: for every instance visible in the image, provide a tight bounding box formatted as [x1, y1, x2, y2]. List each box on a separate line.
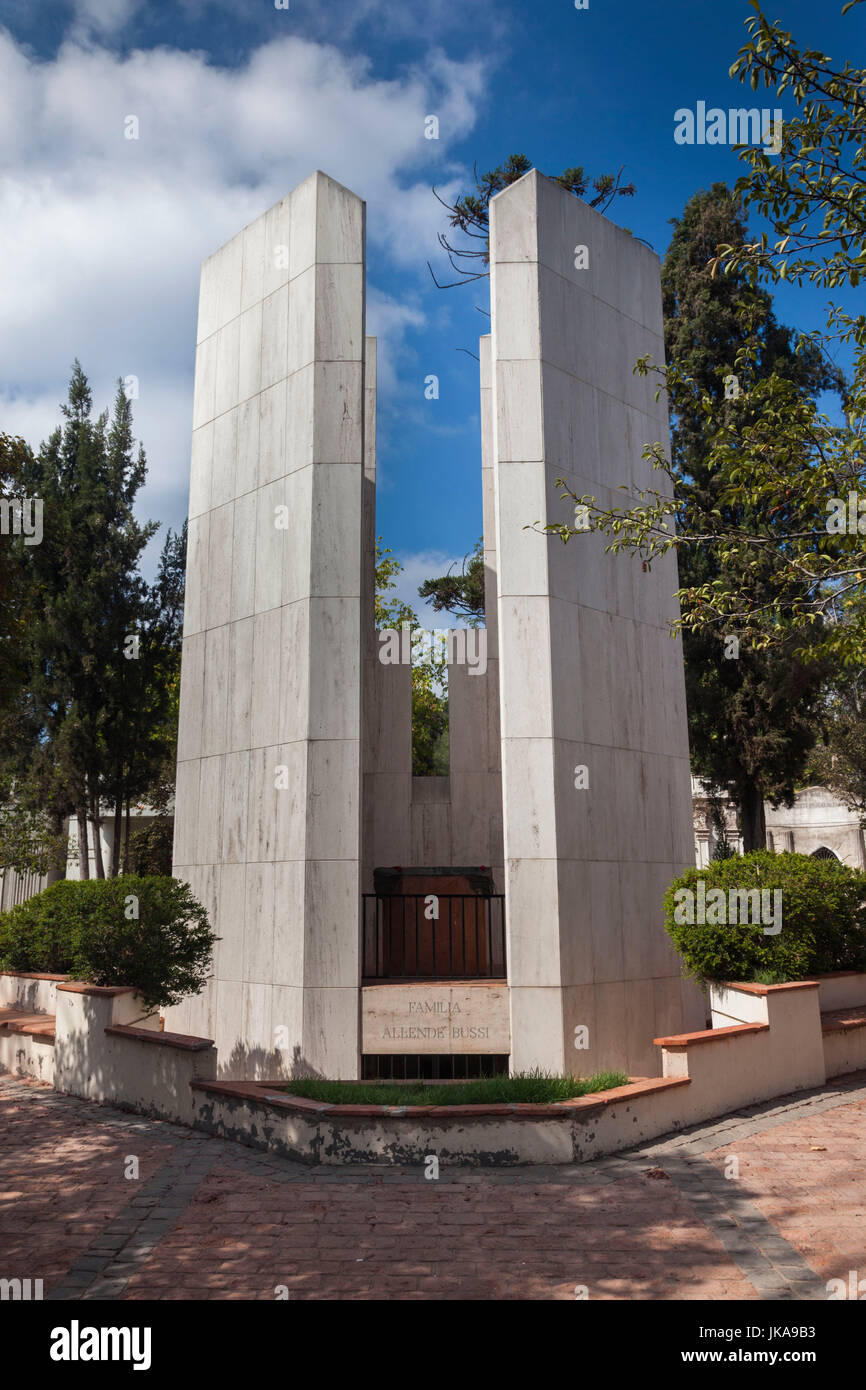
[483, 897, 490, 977]
[496, 896, 502, 975]
[415, 894, 419, 980]
[501, 895, 506, 976]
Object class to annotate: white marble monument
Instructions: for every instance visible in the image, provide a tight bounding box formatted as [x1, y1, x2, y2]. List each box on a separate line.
[167, 168, 704, 1080]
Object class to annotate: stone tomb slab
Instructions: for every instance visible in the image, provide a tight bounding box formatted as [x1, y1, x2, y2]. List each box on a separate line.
[361, 982, 510, 1055]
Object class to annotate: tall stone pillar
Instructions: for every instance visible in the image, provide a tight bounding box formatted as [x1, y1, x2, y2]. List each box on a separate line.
[490, 171, 704, 1078]
[169, 172, 365, 1078]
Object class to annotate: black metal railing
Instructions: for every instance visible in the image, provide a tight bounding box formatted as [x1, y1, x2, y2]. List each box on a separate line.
[362, 894, 506, 981]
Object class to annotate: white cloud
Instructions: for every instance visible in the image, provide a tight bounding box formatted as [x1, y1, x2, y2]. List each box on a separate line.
[366, 289, 426, 398]
[387, 548, 474, 626]
[71, 0, 144, 38]
[0, 28, 485, 572]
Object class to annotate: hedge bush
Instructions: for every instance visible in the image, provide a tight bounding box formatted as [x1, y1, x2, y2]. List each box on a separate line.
[0, 876, 217, 1010]
[664, 851, 866, 985]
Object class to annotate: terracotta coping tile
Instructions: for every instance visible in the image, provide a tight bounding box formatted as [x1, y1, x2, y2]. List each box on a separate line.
[190, 1079, 258, 1098]
[0, 970, 70, 981]
[820, 1006, 866, 1033]
[430, 1103, 515, 1117]
[56, 982, 137, 996]
[506, 1103, 571, 1116]
[21, 1019, 56, 1037]
[713, 980, 818, 996]
[0, 1008, 57, 1040]
[191, 1081, 334, 1113]
[330, 1105, 402, 1117]
[275, 1095, 334, 1113]
[104, 1024, 214, 1051]
[655, 1022, 769, 1048]
[557, 1077, 691, 1109]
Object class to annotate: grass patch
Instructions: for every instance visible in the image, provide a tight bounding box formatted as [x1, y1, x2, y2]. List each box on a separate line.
[282, 1068, 629, 1107]
[750, 968, 794, 985]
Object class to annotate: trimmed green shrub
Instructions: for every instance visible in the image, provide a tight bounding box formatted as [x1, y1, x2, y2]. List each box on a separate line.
[663, 851, 866, 985]
[0, 876, 217, 1010]
[0, 882, 72, 974]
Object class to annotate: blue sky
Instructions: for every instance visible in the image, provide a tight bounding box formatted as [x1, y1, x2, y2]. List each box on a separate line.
[0, 0, 861, 611]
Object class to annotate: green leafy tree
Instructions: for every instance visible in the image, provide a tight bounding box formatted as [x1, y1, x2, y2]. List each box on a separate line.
[375, 538, 449, 776]
[0, 776, 67, 878]
[807, 669, 866, 823]
[103, 520, 187, 874]
[418, 538, 485, 625]
[543, 3, 866, 668]
[0, 435, 31, 714]
[0, 437, 60, 875]
[660, 184, 839, 849]
[430, 153, 635, 286]
[1, 364, 180, 872]
[23, 366, 158, 875]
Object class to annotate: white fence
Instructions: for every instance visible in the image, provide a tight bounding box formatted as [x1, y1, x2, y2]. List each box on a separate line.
[0, 866, 48, 914]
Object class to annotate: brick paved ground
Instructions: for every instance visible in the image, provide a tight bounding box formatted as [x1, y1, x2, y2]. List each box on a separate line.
[1, 1072, 864, 1301]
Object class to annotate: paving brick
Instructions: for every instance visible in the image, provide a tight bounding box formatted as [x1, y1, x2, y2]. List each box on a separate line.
[3, 1073, 865, 1300]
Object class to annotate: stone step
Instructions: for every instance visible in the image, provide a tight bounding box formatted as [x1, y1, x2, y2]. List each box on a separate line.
[0, 1006, 56, 1042]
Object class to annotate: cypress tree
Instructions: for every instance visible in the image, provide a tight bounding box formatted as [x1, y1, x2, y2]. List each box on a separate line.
[662, 185, 843, 850]
[15, 364, 158, 877]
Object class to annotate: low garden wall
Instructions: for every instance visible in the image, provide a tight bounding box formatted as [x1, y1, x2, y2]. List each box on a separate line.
[1, 972, 216, 1122]
[2, 969, 865, 1166]
[190, 1076, 693, 1166]
[0, 969, 65, 1083]
[53, 982, 216, 1124]
[0, 1016, 56, 1085]
[0, 969, 68, 1015]
[708, 973, 866, 1087]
